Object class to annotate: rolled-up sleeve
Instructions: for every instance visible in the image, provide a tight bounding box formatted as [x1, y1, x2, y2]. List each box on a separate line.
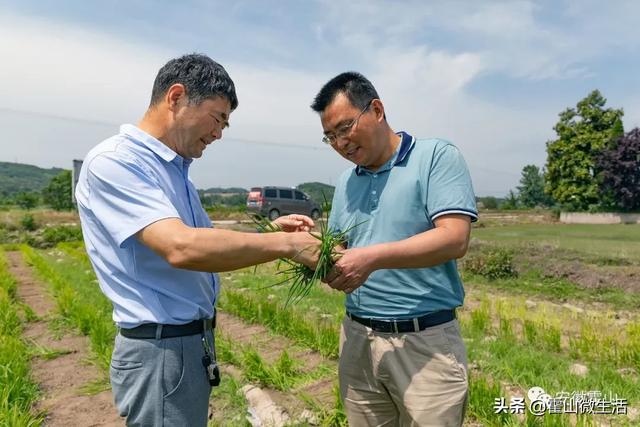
[86, 153, 180, 247]
[426, 143, 478, 222]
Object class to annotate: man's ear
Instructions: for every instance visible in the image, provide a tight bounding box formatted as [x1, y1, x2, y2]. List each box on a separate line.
[371, 99, 385, 122]
[166, 84, 186, 111]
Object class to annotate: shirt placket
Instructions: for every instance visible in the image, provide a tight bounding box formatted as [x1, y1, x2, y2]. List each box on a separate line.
[370, 173, 379, 211]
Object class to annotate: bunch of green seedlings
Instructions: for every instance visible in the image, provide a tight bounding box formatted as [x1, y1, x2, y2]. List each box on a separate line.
[250, 213, 361, 306]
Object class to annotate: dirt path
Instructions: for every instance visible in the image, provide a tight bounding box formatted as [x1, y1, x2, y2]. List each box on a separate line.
[6, 251, 123, 427]
[215, 311, 337, 421]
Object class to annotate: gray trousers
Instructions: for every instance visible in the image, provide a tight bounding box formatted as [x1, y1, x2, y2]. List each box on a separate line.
[110, 329, 214, 426]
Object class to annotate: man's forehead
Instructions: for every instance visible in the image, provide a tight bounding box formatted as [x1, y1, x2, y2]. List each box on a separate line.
[321, 93, 358, 123]
[202, 96, 231, 117]
[326, 93, 355, 112]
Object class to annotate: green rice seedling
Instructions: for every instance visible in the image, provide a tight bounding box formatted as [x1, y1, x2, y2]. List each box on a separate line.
[523, 319, 538, 345]
[521, 410, 577, 427]
[0, 249, 43, 426]
[470, 305, 491, 335]
[499, 316, 515, 341]
[242, 349, 300, 391]
[21, 245, 116, 373]
[220, 288, 341, 358]
[540, 323, 562, 353]
[56, 241, 89, 263]
[208, 372, 249, 427]
[466, 374, 517, 426]
[80, 378, 112, 395]
[621, 321, 640, 370]
[250, 212, 363, 306]
[216, 330, 333, 394]
[27, 340, 72, 360]
[299, 383, 347, 427]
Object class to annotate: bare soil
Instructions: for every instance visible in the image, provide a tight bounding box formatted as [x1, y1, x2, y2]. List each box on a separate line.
[216, 311, 336, 417]
[515, 249, 640, 293]
[6, 251, 123, 427]
[217, 311, 327, 373]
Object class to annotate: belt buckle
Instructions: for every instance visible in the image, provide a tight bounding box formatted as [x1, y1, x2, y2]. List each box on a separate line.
[392, 320, 399, 334]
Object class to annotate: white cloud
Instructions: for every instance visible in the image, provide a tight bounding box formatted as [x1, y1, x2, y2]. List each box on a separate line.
[1, 1, 637, 196]
[0, 12, 170, 123]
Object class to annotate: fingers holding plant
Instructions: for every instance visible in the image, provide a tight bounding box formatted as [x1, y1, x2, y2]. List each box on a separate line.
[324, 246, 375, 294]
[252, 207, 364, 305]
[288, 231, 321, 269]
[272, 214, 315, 232]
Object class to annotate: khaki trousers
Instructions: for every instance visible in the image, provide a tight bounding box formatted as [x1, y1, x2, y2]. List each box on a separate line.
[339, 316, 468, 427]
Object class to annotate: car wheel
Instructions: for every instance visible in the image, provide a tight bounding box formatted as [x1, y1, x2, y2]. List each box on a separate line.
[310, 209, 321, 220]
[268, 209, 280, 221]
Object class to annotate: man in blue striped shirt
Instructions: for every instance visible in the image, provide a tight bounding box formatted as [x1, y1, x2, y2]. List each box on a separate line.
[76, 54, 319, 426]
[311, 72, 477, 426]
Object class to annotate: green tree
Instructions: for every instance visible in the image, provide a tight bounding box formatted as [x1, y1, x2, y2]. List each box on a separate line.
[42, 170, 73, 211]
[516, 165, 552, 208]
[479, 196, 498, 210]
[544, 90, 624, 211]
[596, 128, 640, 211]
[501, 190, 519, 210]
[15, 191, 40, 210]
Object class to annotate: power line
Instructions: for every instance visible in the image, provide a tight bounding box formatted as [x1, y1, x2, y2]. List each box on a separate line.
[0, 107, 328, 151]
[0, 107, 525, 175]
[0, 107, 116, 128]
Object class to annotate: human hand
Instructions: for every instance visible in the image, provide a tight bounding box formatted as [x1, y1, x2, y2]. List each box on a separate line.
[272, 214, 315, 232]
[322, 246, 375, 294]
[288, 232, 320, 269]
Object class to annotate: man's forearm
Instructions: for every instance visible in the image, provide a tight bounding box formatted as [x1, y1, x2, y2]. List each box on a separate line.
[138, 218, 313, 272]
[169, 227, 296, 272]
[367, 226, 468, 271]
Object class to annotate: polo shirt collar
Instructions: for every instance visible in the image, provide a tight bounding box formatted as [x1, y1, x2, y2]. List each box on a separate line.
[120, 124, 183, 164]
[355, 131, 416, 176]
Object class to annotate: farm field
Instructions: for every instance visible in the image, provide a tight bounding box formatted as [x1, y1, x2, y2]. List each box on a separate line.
[0, 213, 638, 426]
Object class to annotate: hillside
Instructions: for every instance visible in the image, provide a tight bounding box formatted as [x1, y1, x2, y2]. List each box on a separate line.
[0, 162, 65, 197]
[199, 187, 248, 194]
[296, 182, 335, 205]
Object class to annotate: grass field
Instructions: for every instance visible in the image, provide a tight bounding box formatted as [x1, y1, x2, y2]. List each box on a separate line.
[472, 223, 640, 262]
[1, 212, 638, 426]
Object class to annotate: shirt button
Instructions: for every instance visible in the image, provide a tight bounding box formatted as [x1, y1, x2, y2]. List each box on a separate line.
[373, 174, 377, 178]
[372, 190, 376, 194]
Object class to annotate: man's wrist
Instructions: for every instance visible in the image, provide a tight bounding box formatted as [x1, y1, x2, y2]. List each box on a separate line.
[362, 244, 383, 273]
[282, 232, 301, 260]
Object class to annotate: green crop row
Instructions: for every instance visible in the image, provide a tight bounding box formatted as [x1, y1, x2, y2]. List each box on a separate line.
[0, 248, 43, 426]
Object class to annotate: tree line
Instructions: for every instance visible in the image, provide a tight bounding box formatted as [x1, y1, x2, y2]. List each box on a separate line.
[7, 170, 73, 211]
[501, 90, 639, 212]
[7, 90, 638, 214]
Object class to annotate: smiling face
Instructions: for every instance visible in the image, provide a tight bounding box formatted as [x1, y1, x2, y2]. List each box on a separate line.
[320, 93, 390, 169]
[172, 95, 231, 159]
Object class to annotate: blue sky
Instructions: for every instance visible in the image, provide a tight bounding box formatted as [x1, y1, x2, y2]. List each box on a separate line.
[1, 0, 639, 196]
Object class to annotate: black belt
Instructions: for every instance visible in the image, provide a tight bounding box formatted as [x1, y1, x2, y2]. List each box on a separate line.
[347, 310, 455, 333]
[120, 317, 216, 339]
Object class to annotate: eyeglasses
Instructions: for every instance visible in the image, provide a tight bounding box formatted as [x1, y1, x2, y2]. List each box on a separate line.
[322, 100, 373, 146]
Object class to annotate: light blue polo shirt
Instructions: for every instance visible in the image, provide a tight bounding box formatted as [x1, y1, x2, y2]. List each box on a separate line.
[76, 124, 219, 329]
[329, 131, 477, 319]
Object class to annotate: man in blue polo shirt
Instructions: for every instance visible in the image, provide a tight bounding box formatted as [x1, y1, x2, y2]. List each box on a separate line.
[311, 72, 477, 426]
[76, 54, 319, 426]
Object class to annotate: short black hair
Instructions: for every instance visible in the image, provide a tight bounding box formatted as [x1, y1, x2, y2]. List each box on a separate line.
[150, 53, 238, 110]
[311, 72, 380, 113]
